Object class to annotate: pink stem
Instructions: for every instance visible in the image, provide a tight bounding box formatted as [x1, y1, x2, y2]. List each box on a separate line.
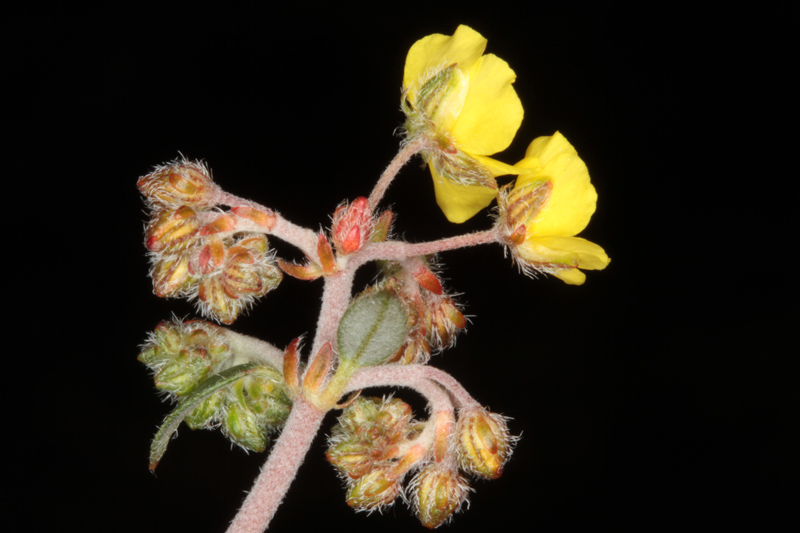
[226, 397, 325, 533]
[368, 137, 429, 209]
[345, 364, 481, 411]
[353, 229, 501, 268]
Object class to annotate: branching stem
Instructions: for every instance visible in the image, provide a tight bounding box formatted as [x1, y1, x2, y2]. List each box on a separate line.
[226, 397, 325, 533]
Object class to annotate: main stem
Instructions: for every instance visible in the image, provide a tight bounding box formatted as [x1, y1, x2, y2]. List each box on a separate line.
[226, 397, 325, 533]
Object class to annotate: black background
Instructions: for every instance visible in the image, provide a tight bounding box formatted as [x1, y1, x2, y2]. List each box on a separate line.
[10, 5, 796, 532]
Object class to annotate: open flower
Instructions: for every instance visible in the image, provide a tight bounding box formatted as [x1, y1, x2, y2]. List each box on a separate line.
[403, 25, 523, 223]
[499, 132, 609, 285]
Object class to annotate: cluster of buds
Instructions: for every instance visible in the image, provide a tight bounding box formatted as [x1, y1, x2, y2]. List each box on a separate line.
[139, 319, 291, 452]
[139, 160, 282, 323]
[209, 369, 292, 452]
[327, 396, 513, 528]
[326, 396, 425, 511]
[138, 319, 230, 396]
[370, 260, 466, 364]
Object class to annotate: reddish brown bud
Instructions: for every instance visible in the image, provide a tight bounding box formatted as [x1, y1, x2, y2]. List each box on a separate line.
[332, 197, 373, 255]
[146, 206, 200, 252]
[151, 251, 195, 297]
[138, 160, 217, 208]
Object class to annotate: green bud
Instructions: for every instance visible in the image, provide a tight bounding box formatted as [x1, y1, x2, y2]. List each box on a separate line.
[184, 390, 225, 430]
[154, 349, 211, 396]
[223, 400, 269, 453]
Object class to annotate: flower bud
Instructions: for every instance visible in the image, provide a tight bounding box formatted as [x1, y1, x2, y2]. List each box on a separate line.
[154, 349, 212, 396]
[421, 295, 465, 351]
[327, 397, 417, 480]
[410, 464, 470, 529]
[242, 370, 291, 424]
[139, 320, 230, 395]
[138, 160, 217, 209]
[195, 236, 282, 324]
[222, 400, 270, 453]
[184, 390, 225, 429]
[331, 197, 373, 255]
[346, 467, 402, 511]
[151, 251, 196, 297]
[146, 206, 200, 252]
[456, 410, 513, 479]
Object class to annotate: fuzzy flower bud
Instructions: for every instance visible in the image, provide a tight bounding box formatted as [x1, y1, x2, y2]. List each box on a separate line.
[410, 464, 470, 529]
[223, 398, 270, 452]
[331, 197, 373, 255]
[327, 397, 418, 480]
[138, 160, 217, 209]
[196, 235, 282, 324]
[138, 320, 230, 396]
[345, 467, 402, 511]
[151, 251, 196, 297]
[456, 409, 513, 479]
[146, 206, 201, 253]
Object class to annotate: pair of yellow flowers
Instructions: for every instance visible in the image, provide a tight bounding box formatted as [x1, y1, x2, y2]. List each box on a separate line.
[403, 25, 609, 285]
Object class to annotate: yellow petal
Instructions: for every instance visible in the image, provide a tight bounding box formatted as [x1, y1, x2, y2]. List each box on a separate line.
[431, 167, 498, 223]
[404, 25, 487, 103]
[552, 269, 587, 285]
[520, 235, 609, 269]
[472, 154, 520, 178]
[451, 53, 523, 156]
[514, 132, 597, 237]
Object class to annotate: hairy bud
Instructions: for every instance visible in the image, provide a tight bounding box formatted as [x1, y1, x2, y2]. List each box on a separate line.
[346, 467, 402, 511]
[146, 206, 201, 252]
[331, 197, 373, 255]
[138, 160, 217, 209]
[410, 464, 470, 529]
[456, 410, 514, 479]
[138, 320, 230, 396]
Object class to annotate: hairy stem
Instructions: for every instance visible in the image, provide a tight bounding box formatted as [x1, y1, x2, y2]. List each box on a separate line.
[354, 229, 501, 268]
[219, 329, 285, 372]
[214, 190, 320, 260]
[309, 269, 356, 360]
[368, 137, 429, 209]
[226, 397, 325, 533]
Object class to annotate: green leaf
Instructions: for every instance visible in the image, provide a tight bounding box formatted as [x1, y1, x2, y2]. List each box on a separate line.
[337, 291, 408, 367]
[149, 363, 260, 470]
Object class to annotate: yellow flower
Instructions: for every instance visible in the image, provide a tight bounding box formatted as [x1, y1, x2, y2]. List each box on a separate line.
[501, 132, 609, 285]
[403, 25, 523, 223]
